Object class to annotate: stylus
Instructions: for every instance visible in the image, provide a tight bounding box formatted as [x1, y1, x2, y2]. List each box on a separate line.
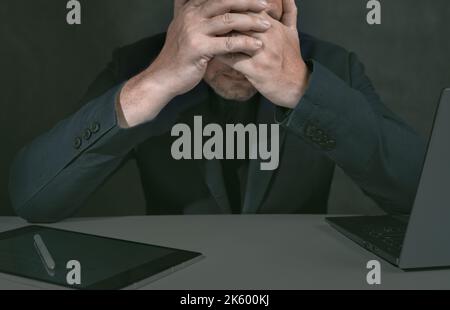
[33, 234, 56, 271]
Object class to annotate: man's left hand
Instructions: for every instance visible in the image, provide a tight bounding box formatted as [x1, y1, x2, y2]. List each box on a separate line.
[217, 0, 310, 109]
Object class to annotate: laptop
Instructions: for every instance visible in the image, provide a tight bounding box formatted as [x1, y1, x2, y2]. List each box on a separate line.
[326, 88, 450, 270]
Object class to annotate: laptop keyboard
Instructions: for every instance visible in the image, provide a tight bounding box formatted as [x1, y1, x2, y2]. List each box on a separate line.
[362, 224, 406, 254]
[327, 215, 409, 258]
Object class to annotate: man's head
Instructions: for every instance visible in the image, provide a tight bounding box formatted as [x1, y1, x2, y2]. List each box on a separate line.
[175, 0, 283, 101]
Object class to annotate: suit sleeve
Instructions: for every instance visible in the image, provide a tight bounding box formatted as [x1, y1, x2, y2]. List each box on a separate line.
[9, 55, 152, 223]
[281, 53, 427, 214]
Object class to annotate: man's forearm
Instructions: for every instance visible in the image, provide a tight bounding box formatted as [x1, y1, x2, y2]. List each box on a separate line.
[116, 67, 177, 128]
[282, 56, 426, 213]
[9, 85, 133, 222]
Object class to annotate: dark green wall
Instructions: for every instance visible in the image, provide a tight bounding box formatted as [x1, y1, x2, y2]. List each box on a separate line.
[1, 0, 449, 216]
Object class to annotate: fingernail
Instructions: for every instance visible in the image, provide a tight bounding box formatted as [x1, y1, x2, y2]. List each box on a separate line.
[259, 0, 268, 7]
[255, 40, 263, 47]
[261, 19, 271, 28]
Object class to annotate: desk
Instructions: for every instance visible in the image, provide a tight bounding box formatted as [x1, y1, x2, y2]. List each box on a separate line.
[1, 215, 449, 290]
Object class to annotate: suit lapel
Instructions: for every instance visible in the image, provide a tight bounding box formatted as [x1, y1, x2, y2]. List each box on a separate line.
[197, 158, 232, 214]
[242, 97, 287, 214]
[195, 93, 232, 214]
[242, 34, 311, 213]
[178, 83, 232, 214]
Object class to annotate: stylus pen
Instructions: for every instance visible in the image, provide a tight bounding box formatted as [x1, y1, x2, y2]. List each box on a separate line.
[33, 234, 56, 271]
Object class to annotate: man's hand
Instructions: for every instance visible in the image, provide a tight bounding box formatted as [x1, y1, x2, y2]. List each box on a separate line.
[217, 0, 310, 109]
[118, 0, 272, 128]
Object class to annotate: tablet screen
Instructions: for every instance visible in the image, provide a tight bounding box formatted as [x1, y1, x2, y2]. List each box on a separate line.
[0, 226, 202, 289]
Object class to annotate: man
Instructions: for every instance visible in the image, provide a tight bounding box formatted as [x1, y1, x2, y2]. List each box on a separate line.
[9, 0, 426, 223]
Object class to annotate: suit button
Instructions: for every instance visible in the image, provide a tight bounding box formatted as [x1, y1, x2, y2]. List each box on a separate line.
[325, 139, 336, 150]
[312, 135, 323, 143]
[73, 137, 82, 150]
[305, 124, 318, 137]
[90, 122, 101, 133]
[83, 128, 92, 140]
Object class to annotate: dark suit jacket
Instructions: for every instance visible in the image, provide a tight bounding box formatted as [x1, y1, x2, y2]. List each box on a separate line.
[9, 33, 426, 223]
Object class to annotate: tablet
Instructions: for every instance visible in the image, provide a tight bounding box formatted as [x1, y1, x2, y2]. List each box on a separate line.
[0, 225, 203, 289]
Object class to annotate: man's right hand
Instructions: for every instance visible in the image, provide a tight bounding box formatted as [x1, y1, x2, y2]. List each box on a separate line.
[117, 0, 271, 128]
